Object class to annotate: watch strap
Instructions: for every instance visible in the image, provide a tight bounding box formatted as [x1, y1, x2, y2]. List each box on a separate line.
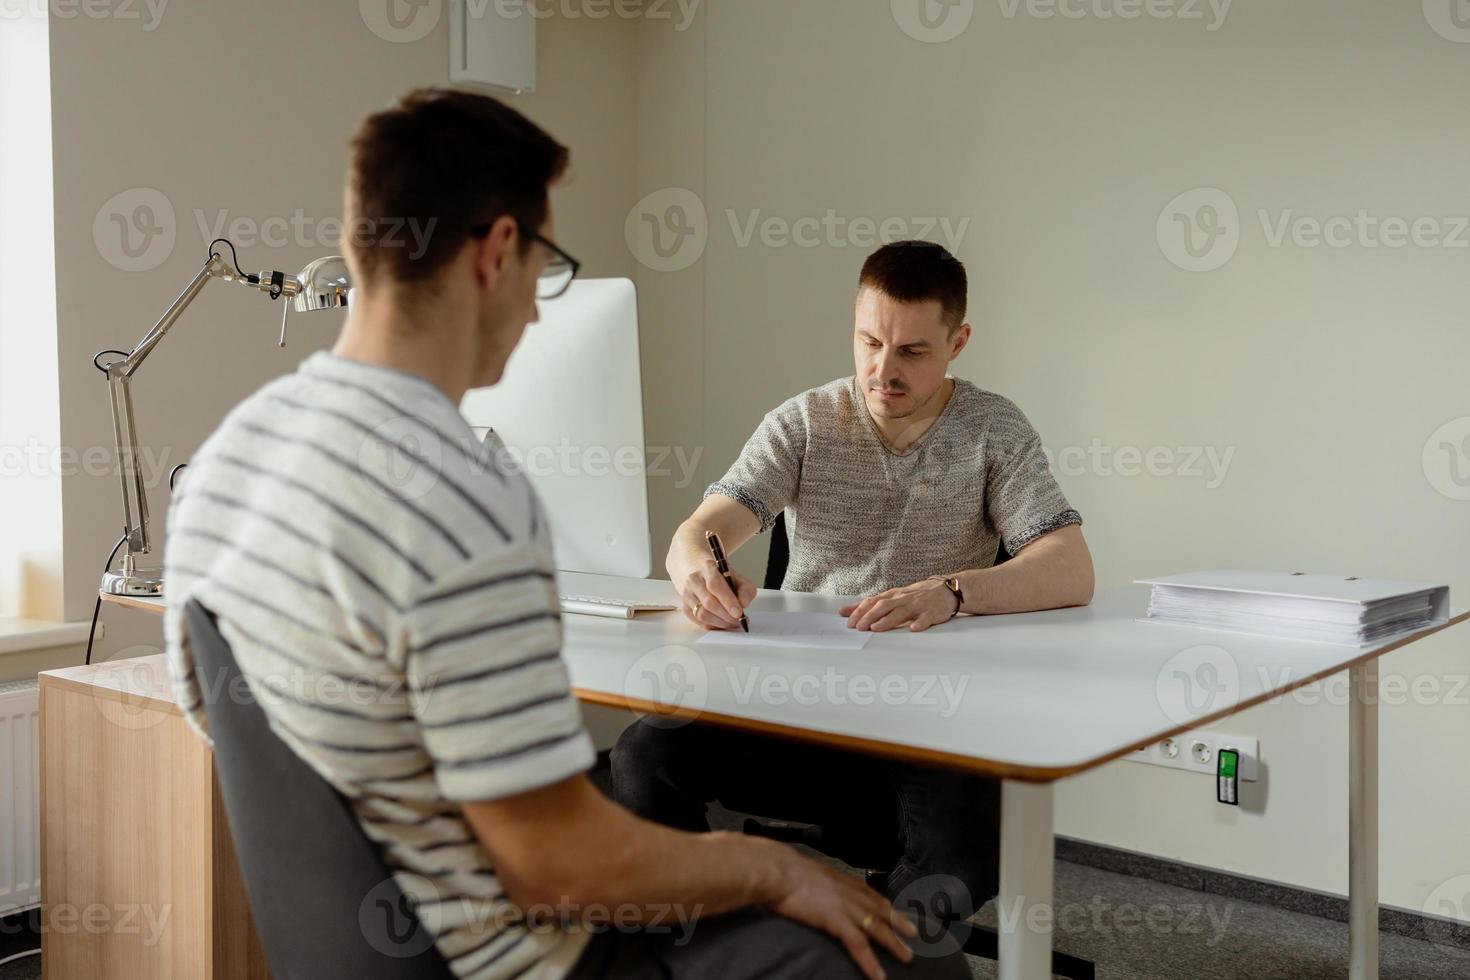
[942, 576, 964, 620]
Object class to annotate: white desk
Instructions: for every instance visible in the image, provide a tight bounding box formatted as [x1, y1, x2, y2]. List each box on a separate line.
[555, 572, 1470, 980]
[104, 580, 1469, 980]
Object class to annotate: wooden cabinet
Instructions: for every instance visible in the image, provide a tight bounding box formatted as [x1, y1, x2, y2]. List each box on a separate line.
[39, 655, 268, 979]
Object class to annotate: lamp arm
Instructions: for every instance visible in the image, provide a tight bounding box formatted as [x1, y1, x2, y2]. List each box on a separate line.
[98, 246, 324, 572]
[106, 371, 147, 554]
[104, 253, 235, 557]
[116, 253, 234, 379]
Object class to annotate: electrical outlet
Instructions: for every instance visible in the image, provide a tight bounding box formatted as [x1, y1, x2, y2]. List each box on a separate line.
[1128, 731, 1258, 781]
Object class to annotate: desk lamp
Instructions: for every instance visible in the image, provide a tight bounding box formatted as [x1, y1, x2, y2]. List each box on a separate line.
[96, 242, 350, 596]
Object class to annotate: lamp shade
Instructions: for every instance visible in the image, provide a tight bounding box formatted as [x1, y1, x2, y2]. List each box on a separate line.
[292, 256, 350, 312]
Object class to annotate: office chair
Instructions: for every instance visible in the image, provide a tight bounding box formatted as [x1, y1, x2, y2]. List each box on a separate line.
[763, 512, 1012, 589]
[185, 599, 456, 980]
[751, 517, 1096, 980]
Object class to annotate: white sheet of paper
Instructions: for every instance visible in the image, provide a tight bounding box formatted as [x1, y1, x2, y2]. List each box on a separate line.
[696, 611, 873, 650]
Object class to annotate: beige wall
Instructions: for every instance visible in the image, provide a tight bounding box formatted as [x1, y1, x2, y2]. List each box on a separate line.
[632, 0, 1470, 924]
[633, 4, 709, 567]
[47, 3, 640, 665]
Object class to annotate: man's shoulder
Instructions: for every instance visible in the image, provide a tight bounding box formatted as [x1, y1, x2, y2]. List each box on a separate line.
[201, 353, 470, 463]
[182, 354, 529, 553]
[952, 381, 1042, 448]
[955, 380, 1025, 419]
[768, 377, 859, 423]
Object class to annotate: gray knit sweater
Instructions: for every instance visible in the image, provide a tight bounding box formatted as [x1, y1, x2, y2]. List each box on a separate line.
[707, 376, 1081, 597]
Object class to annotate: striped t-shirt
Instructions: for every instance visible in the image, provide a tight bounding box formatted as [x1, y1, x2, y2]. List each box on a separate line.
[162, 351, 595, 979]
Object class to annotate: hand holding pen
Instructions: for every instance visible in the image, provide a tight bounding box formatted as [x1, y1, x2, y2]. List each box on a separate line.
[705, 530, 750, 633]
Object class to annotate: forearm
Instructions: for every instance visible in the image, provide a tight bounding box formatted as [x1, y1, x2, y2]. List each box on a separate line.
[544, 807, 788, 920]
[667, 519, 715, 583]
[666, 496, 761, 582]
[954, 525, 1094, 614]
[471, 776, 787, 923]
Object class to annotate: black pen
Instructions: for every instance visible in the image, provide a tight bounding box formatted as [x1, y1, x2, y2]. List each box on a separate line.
[704, 530, 749, 632]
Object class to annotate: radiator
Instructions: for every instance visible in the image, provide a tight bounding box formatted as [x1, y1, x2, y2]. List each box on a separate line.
[0, 679, 39, 914]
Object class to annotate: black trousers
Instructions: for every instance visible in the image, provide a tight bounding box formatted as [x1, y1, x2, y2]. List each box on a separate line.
[610, 719, 1001, 919]
[565, 907, 972, 980]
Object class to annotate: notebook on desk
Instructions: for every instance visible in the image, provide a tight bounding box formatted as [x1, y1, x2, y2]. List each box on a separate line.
[1136, 570, 1451, 645]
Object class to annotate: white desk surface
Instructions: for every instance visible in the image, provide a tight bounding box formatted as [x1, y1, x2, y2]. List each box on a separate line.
[557, 572, 1469, 783]
[105, 578, 1467, 783]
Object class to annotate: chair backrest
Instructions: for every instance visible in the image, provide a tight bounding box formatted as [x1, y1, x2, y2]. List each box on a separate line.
[763, 512, 1011, 589]
[764, 513, 793, 590]
[185, 599, 455, 980]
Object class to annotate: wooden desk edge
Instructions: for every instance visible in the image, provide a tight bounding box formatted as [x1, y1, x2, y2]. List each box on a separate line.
[572, 688, 1083, 782]
[100, 592, 166, 615]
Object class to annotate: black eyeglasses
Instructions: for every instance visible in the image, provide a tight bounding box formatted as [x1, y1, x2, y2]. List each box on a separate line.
[469, 220, 581, 299]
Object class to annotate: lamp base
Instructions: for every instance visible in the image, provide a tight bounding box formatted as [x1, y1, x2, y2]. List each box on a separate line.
[101, 567, 164, 597]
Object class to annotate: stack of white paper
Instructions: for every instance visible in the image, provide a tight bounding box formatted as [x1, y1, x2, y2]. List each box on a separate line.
[1136, 571, 1450, 645]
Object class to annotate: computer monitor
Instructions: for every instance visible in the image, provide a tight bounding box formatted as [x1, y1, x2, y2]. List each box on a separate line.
[460, 278, 651, 578]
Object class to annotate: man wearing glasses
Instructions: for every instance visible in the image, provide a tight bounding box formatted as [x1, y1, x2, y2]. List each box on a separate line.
[163, 89, 967, 980]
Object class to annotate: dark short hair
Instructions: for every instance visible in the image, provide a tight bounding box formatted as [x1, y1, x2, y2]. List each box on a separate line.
[857, 241, 968, 332]
[345, 87, 569, 287]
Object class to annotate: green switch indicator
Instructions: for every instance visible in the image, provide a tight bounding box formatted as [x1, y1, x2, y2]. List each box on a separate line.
[1217, 748, 1240, 806]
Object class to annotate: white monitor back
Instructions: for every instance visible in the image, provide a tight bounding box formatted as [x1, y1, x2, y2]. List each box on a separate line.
[460, 278, 650, 578]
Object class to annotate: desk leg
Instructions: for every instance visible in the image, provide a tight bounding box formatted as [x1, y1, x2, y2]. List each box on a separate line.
[1349, 660, 1379, 980]
[998, 779, 1054, 980]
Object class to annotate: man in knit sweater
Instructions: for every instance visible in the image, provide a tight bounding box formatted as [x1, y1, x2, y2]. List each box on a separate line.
[612, 241, 1095, 919]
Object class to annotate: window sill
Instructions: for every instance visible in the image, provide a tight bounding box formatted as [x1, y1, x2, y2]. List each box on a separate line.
[0, 619, 96, 656]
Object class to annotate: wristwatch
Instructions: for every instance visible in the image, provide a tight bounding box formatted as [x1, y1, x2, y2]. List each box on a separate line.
[938, 575, 964, 621]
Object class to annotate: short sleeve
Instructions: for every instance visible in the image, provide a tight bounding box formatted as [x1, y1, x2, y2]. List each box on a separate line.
[986, 405, 1082, 554]
[705, 400, 806, 533]
[402, 544, 594, 803]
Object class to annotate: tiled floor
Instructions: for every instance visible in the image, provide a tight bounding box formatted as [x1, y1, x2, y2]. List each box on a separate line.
[13, 860, 1468, 980]
[13, 835, 1468, 979]
[960, 859, 1470, 979]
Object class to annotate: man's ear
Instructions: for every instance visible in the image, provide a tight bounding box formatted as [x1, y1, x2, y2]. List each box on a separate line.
[472, 214, 520, 289]
[949, 322, 973, 360]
